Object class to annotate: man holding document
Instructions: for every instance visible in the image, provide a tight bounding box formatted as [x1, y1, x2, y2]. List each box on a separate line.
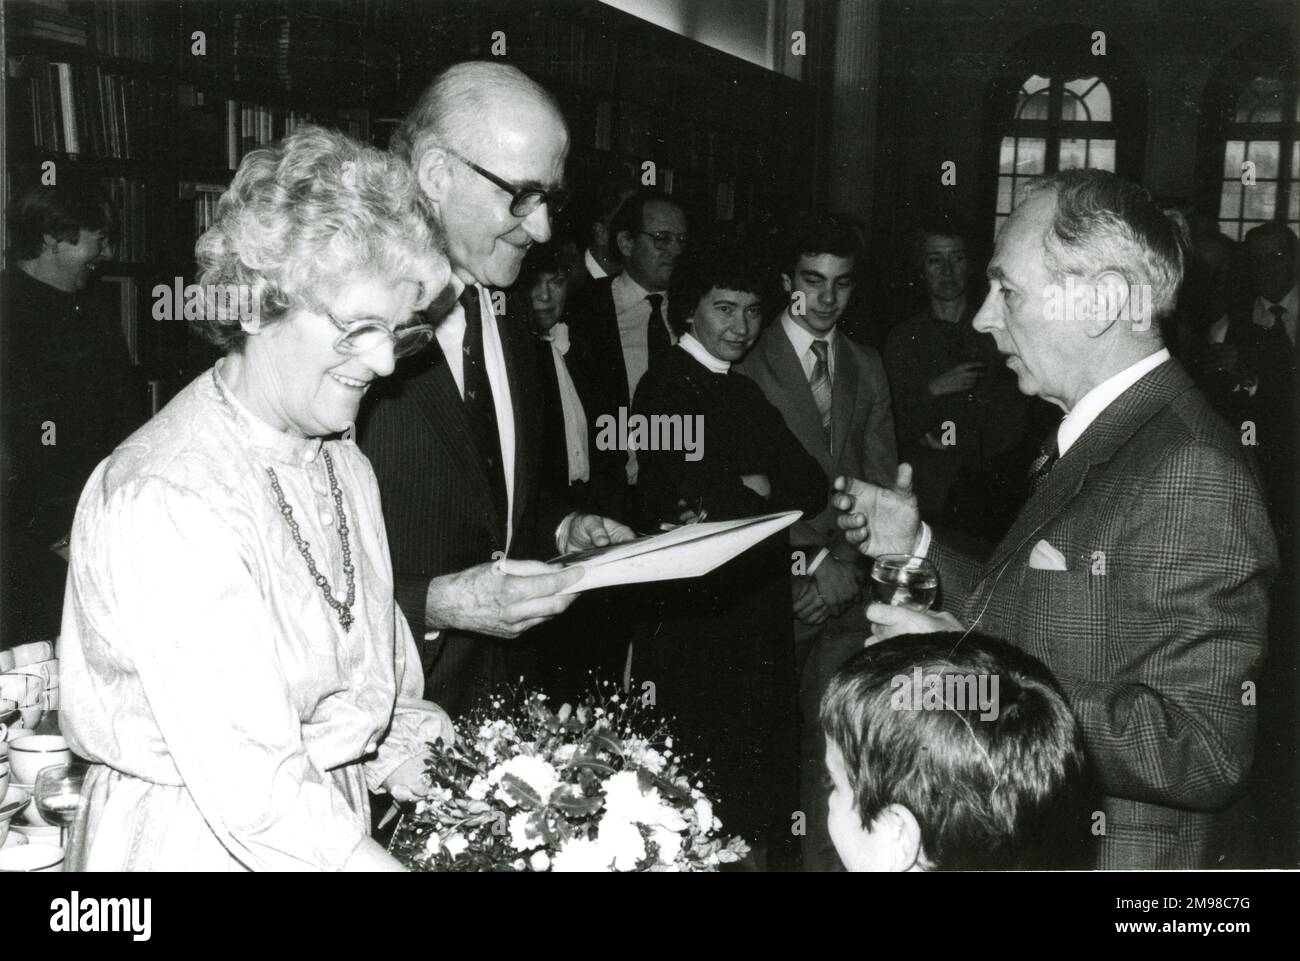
[833, 170, 1277, 869]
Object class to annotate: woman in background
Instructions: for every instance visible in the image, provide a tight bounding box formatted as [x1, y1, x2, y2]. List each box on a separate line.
[632, 252, 826, 864]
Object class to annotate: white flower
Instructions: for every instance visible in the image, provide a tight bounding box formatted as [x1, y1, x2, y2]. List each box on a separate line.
[466, 776, 489, 801]
[602, 771, 661, 825]
[598, 816, 646, 871]
[490, 755, 560, 805]
[694, 798, 717, 832]
[552, 743, 577, 764]
[529, 850, 551, 872]
[509, 811, 542, 851]
[551, 837, 613, 872]
[423, 835, 442, 856]
[444, 835, 469, 857]
[639, 748, 666, 774]
[651, 826, 683, 864]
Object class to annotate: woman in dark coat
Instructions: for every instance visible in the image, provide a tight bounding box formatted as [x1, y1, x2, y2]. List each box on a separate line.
[632, 254, 827, 858]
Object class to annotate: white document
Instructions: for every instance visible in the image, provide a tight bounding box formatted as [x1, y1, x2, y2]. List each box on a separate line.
[551, 510, 802, 593]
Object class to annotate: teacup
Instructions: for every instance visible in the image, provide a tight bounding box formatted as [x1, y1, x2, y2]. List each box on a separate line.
[0, 784, 31, 846]
[0, 761, 8, 799]
[0, 842, 64, 872]
[17, 705, 42, 730]
[0, 673, 43, 704]
[12, 821, 60, 841]
[1, 830, 27, 849]
[0, 702, 19, 741]
[6, 735, 71, 785]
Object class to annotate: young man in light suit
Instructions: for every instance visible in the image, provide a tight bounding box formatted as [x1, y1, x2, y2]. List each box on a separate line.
[736, 213, 898, 871]
[835, 170, 1278, 869]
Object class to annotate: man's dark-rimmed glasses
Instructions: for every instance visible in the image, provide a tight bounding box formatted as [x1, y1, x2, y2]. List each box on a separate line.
[447, 148, 570, 218]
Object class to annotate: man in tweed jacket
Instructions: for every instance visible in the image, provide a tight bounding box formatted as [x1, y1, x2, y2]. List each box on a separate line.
[834, 170, 1278, 869]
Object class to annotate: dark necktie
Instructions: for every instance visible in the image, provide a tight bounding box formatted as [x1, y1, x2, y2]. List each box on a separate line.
[1267, 303, 1291, 348]
[1026, 433, 1059, 496]
[460, 285, 508, 541]
[646, 293, 670, 362]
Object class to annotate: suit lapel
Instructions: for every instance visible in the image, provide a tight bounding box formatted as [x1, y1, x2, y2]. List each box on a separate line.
[763, 324, 831, 470]
[408, 339, 504, 551]
[972, 359, 1192, 586]
[829, 330, 858, 465]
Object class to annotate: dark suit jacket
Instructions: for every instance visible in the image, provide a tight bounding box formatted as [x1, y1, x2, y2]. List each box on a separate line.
[567, 274, 630, 414]
[736, 319, 897, 552]
[929, 359, 1278, 868]
[358, 296, 570, 715]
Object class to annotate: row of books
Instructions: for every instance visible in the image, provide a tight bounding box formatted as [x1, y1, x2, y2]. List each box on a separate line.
[16, 58, 145, 159]
[7, 0, 162, 64]
[101, 176, 148, 262]
[223, 102, 370, 169]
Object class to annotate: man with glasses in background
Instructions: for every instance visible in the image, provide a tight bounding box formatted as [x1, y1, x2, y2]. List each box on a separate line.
[361, 61, 632, 719]
[568, 191, 689, 522]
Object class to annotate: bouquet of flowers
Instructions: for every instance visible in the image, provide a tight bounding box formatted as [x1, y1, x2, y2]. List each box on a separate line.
[389, 686, 750, 872]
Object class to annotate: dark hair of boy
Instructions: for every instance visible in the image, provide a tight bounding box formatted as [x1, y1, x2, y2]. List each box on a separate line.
[820, 631, 1094, 870]
[782, 211, 862, 278]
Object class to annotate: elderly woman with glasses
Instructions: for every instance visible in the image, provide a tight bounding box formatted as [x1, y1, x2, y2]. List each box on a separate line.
[59, 126, 454, 871]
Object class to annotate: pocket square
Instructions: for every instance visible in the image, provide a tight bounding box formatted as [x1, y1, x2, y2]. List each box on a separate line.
[1028, 539, 1069, 571]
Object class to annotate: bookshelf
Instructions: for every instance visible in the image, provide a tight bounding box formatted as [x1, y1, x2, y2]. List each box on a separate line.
[5, 0, 818, 403]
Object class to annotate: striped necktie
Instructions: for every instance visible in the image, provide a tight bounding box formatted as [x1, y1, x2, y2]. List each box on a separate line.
[809, 339, 833, 449]
[1026, 433, 1059, 496]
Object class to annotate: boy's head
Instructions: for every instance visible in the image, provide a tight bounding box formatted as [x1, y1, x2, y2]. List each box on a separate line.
[780, 212, 861, 335]
[820, 632, 1090, 871]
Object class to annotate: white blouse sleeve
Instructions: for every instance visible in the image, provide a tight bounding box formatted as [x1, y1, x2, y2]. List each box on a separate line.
[89, 477, 368, 871]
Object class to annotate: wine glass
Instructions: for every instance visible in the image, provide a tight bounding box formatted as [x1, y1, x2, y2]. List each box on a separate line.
[869, 554, 939, 612]
[34, 762, 88, 851]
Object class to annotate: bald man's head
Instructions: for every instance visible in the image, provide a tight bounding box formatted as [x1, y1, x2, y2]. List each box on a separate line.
[395, 61, 571, 287]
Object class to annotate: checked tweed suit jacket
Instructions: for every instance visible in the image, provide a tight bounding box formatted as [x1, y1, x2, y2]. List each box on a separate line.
[930, 358, 1277, 869]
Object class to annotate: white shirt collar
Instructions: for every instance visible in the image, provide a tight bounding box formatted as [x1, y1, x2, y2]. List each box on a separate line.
[1057, 348, 1171, 455]
[584, 248, 608, 280]
[780, 310, 834, 371]
[612, 270, 655, 312]
[678, 332, 731, 373]
[1252, 286, 1299, 337]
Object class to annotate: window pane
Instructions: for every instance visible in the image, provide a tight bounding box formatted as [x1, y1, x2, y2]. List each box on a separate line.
[1218, 220, 1243, 241]
[994, 215, 1008, 241]
[1061, 90, 1087, 122]
[1243, 183, 1277, 220]
[999, 137, 1015, 174]
[1063, 76, 1111, 121]
[1017, 137, 1046, 174]
[997, 175, 1014, 214]
[1288, 189, 1299, 223]
[1223, 140, 1246, 178]
[1023, 74, 1050, 96]
[1219, 181, 1243, 219]
[1017, 89, 1051, 120]
[1247, 141, 1280, 178]
[1292, 142, 1299, 179]
[1084, 80, 1111, 121]
[1058, 138, 1087, 170]
[1090, 139, 1116, 171]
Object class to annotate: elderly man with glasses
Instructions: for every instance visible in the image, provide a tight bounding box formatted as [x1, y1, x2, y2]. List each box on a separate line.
[359, 61, 633, 719]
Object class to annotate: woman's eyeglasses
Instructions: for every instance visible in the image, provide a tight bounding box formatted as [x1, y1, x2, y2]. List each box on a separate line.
[323, 309, 436, 358]
[447, 148, 571, 218]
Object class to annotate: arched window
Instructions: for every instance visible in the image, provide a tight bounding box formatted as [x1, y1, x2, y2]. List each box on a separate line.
[984, 26, 1144, 239]
[995, 74, 1117, 236]
[1199, 36, 1299, 240]
[1216, 77, 1299, 240]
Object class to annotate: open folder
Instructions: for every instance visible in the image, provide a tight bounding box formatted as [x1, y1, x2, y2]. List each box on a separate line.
[549, 510, 802, 593]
